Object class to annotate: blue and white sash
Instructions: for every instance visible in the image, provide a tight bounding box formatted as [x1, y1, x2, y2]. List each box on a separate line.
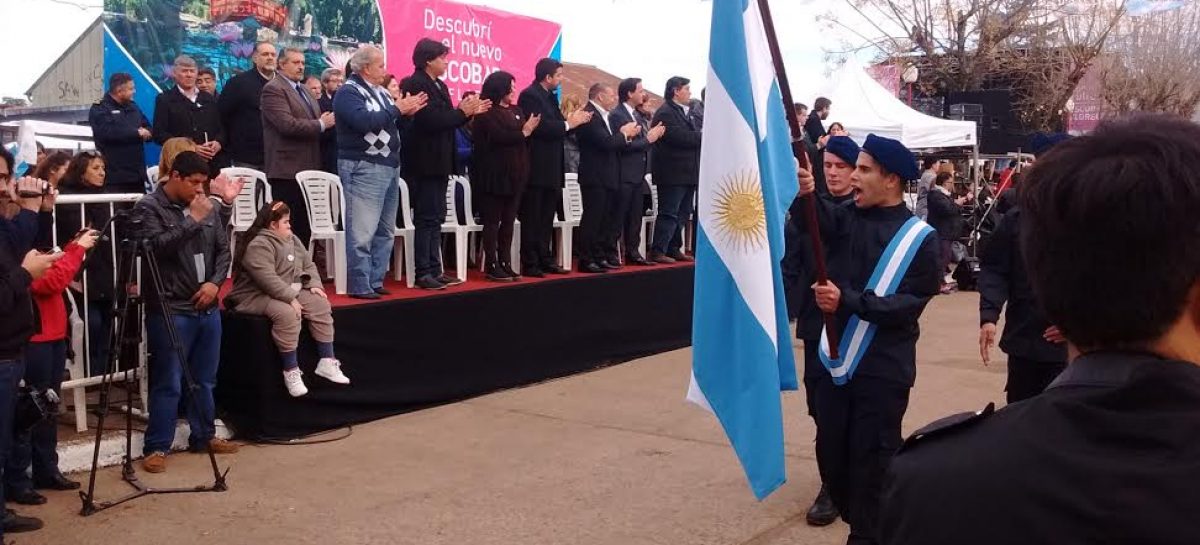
[819, 216, 935, 385]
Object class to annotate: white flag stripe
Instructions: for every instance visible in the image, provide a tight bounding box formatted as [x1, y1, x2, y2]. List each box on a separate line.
[686, 371, 715, 413]
[697, 71, 778, 348]
[742, 0, 775, 140]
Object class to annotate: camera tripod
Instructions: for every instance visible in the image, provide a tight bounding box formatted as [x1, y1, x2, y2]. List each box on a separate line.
[80, 214, 228, 516]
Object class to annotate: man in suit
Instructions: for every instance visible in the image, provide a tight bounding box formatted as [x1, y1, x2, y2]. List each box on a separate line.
[318, 68, 343, 174]
[89, 72, 153, 193]
[261, 47, 336, 246]
[805, 97, 831, 147]
[649, 76, 701, 263]
[882, 115, 1200, 545]
[576, 83, 640, 274]
[516, 58, 592, 276]
[400, 38, 490, 290]
[153, 55, 226, 168]
[218, 42, 277, 170]
[607, 78, 665, 266]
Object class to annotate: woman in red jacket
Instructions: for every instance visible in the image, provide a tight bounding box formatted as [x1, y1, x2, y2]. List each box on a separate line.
[5, 228, 100, 504]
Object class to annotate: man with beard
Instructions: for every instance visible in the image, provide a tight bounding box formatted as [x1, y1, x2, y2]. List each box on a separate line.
[218, 42, 277, 170]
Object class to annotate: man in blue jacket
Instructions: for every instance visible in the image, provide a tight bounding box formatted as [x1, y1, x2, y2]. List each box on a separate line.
[89, 73, 153, 193]
[334, 45, 427, 299]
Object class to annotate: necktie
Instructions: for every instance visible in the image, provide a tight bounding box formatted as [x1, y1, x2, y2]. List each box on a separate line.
[295, 84, 316, 117]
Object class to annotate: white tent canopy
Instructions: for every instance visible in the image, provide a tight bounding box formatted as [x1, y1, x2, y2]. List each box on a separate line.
[798, 59, 977, 150]
[1, 120, 95, 164]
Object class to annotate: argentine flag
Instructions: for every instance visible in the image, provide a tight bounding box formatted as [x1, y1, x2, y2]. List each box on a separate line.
[687, 0, 799, 500]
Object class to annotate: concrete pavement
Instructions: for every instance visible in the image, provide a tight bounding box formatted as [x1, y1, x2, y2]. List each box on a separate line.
[23, 292, 1007, 545]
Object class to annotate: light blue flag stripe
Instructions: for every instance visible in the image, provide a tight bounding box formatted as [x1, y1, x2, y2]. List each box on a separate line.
[690, 0, 798, 500]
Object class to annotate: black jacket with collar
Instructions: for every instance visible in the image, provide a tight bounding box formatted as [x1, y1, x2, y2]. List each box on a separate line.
[400, 70, 468, 180]
[133, 188, 230, 315]
[517, 82, 569, 189]
[576, 102, 626, 190]
[883, 352, 1200, 545]
[977, 207, 1066, 362]
[650, 100, 701, 186]
[89, 94, 151, 192]
[609, 102, 651, 186]
[0, 210, 41, 359]
[217, 69, 270, 166]
[153, 86, 228, 167]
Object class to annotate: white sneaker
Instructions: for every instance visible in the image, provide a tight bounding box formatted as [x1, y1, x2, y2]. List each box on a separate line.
[315, 358, 350, 384]
[283, 368, 308, 397]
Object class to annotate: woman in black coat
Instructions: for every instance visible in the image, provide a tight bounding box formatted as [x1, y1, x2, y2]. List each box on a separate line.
[471, 71, 541, 282]
[55, 152, 117, 377]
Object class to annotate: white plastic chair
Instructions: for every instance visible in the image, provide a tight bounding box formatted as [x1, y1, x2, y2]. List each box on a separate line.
[392, 177, 417, 288]
[221, 167, 271, 276]
[296, 170, 347, 294]
[641, 174, 659, 259]
[553, 175, 583, 271]
[439, 177, 473, 282]
[145, 165, 159, 193]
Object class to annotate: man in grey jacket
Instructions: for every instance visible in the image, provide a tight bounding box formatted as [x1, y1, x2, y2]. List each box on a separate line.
[134, 151, 239, 474]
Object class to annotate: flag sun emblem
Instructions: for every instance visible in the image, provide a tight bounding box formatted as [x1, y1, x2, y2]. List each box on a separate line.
[713, 170, 767, 252]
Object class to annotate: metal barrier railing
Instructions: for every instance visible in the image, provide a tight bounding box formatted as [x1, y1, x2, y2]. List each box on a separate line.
[53, 193, 145, 432]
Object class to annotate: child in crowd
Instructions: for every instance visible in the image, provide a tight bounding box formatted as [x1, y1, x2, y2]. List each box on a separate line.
[226, 202, 349, 397]
[7, 228, 101, 501]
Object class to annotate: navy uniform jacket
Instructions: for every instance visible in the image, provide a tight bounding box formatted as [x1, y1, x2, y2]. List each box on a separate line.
[793, 196, 942, 386]
[978, 207, 1066, 362]
[89, 94, 151, 193]
[882, 352, 1200, 545]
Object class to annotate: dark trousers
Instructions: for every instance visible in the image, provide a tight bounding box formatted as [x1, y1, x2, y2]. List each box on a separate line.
[0, 357, 23, 538]
[814, 375, 911, 545]
[479, 191, 521, 266]
[579, 184, 613, 264]
[802, 341, 821, 420]
[411, 176, 449, 279]
[1006, 356, 1067, 404]
[608, 182, 646, 260]
[270, 179, 312, 247]
[652, 184, 695, 256]
[518, 185, 560, 269]
[6, 341, 65, 493]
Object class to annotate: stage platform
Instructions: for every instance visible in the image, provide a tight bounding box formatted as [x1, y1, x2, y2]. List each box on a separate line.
[215, 263, 695, 439]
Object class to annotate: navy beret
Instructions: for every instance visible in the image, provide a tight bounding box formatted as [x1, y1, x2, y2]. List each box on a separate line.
[1029, 132, 1071, 156]
[824, 136, 860, 166]
[862, 134, 919, 181]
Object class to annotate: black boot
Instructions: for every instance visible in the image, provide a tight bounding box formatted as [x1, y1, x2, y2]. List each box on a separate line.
[500, 262, 522, 280]
[805, 483, 838, 526]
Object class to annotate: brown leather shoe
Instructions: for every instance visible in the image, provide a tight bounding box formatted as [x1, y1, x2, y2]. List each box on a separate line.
[143, 452, 167, 473]
[207, 438, 240, 454]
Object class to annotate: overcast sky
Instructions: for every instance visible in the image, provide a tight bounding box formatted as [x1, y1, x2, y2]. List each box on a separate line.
[0, 0, 872, 102]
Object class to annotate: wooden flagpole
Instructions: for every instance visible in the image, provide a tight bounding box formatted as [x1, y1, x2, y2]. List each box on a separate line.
[755, 0, 840, 358]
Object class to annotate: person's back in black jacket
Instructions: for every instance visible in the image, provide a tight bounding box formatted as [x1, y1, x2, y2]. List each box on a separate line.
[89, 92, 151, 193]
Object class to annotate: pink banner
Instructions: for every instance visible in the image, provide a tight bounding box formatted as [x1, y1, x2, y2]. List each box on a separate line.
[867, 64, 901, 97]
[1068, 68, 1103, 135]
[381, 0, 563, 102]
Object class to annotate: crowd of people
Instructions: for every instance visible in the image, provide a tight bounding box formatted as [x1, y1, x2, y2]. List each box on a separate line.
[0, 38, 713, 538]
[82, 40, 708, 297]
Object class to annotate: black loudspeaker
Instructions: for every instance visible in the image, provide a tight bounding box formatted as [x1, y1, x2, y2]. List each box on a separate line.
[954, 257, 981, 292]
[946, 90, 1026, 154]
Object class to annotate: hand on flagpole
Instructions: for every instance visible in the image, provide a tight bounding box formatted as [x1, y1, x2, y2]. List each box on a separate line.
[797, 168, 815, 196]
[812, 281, 840, 313]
